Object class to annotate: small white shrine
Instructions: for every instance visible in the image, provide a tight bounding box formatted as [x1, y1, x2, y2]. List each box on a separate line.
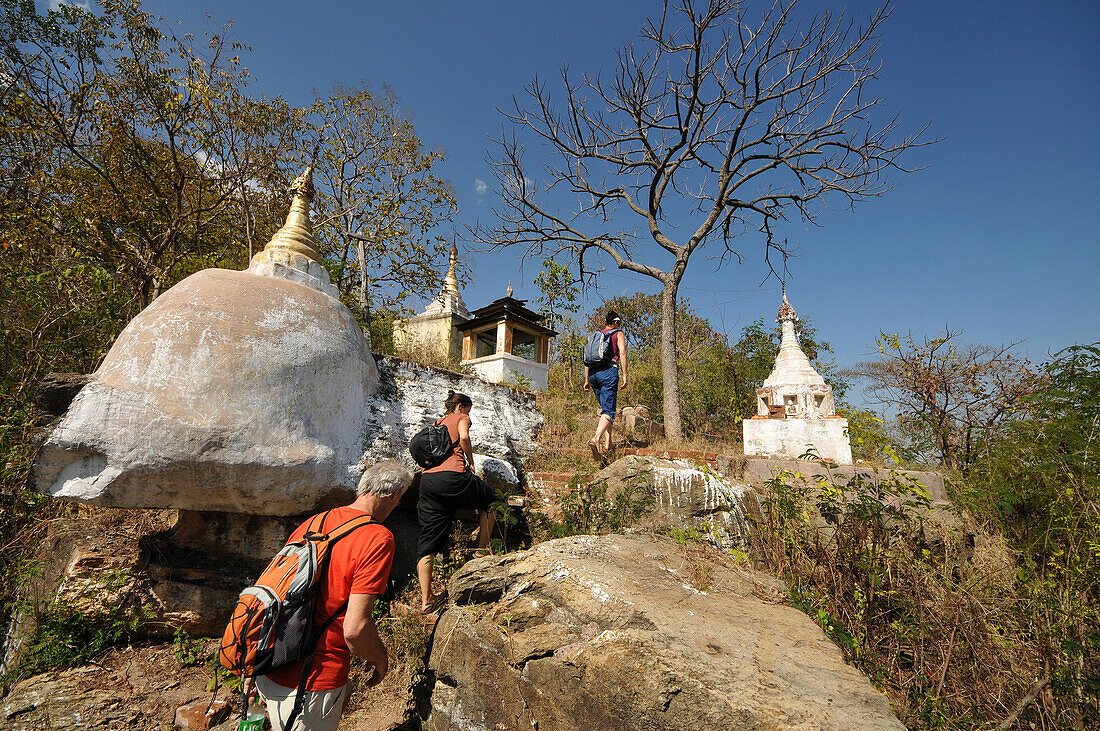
[456, 285, 556, 391]
[393, 248, 556, 390]
[742, 292, 852, 464]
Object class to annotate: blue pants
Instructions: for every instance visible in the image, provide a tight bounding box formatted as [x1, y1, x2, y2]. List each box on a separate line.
[588, 365, 619, 418]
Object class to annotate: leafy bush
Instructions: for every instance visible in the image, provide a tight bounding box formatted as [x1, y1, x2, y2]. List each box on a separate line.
[16, 569, 155, 677]
[962, 343, 1100, 727]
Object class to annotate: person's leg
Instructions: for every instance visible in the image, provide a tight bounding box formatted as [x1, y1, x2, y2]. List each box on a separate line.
[587, 370, 604, 452]
[591, 414, 612, 452]
[416, 554, 435, 611]
[477, 509, 496, 549]
[602, 371, 620, 453]
[256, 676, 347, 731]
[417, 484, 454, 612]
[589, 366, 618, 455]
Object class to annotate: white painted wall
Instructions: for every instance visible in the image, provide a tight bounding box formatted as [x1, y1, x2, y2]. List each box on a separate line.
[463, 353, 549, 391]
[742, 417, 853, 465]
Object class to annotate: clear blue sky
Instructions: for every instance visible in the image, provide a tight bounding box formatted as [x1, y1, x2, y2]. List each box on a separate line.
[130, 1, 1098, 375]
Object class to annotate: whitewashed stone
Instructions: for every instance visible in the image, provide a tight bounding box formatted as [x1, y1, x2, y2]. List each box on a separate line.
[361, 355, 541, 470]
[35, 268, 378, 515]
[743, 418, 853, 465]
[472, 454, 520, 491]
[35, 348, 541, 515]
[587, 456, 752, 552]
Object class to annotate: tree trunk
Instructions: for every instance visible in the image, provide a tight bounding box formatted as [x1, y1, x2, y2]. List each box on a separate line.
[357, 237, 372, 347]
[660, 279, 683, 442]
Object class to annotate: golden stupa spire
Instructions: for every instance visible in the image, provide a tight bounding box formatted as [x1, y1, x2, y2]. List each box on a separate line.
[261, 166, 323, 264]
[444, 242, 459, 294]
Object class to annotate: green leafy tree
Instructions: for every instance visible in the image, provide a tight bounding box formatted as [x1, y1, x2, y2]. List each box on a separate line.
[1, 0, 295, 307]
[967, 343, 1100, 727]
[533, 258, 579, 332]
[308, 84, 457, 323]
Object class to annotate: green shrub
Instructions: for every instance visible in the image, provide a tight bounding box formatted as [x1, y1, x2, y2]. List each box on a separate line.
[15, 569, 155, 677]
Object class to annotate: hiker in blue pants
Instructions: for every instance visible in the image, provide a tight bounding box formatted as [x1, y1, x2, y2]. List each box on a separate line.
[583, 310, 629, 459]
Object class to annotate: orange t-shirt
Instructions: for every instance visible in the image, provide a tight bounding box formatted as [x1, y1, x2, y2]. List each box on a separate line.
[265, 506, 395, 691]
[423, 411, 470, 474]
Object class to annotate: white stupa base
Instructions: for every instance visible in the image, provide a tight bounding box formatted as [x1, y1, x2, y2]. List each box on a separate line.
[743, 417, 852, 465]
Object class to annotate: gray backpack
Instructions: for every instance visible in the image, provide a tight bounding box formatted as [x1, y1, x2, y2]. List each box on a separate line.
[582, 328, 620, 367]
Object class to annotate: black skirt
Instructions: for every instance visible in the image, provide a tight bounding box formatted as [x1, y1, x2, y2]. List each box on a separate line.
[416, 470, 496, 557]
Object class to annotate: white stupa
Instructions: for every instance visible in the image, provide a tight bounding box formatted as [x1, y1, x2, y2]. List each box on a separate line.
[392, 244, 471, 363]
[742, 292, 852, 464]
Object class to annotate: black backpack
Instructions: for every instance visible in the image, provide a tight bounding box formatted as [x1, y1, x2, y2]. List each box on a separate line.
[582, 328, 620, 367]
[409, 418, 460, 469]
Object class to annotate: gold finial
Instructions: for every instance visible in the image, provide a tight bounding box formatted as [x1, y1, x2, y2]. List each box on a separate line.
[507, 282, 513, 297]
[260, 165, 323, 264]
[444, 242, 459, 294]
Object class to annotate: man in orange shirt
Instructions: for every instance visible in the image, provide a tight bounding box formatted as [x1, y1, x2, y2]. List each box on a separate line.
[254, 461, 413, 731]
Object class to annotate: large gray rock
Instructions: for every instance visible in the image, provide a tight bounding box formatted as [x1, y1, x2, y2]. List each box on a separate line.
[35, 268, 377, 515]
[427, 535, 904, 731]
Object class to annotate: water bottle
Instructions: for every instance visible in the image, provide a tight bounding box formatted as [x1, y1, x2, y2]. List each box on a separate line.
[237, 699, 266, 731]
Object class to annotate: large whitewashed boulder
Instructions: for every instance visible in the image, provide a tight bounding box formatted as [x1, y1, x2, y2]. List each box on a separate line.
[32, 167, 541, 517]
[35, 268, 377, 515]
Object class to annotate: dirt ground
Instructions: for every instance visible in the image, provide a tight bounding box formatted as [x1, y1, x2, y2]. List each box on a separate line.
[2, 631, 428, 730]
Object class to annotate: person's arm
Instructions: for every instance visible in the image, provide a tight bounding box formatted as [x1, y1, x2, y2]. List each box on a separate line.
[616, 330, 628, 390]
[583, 364, 590, 390]
[344, 593, 388, 687]
[457, 416, 475, 472]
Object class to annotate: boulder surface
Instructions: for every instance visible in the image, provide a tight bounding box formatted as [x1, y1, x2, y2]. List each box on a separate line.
[427, 534, 904, 731]
[589, 455, 752, 551]
[35, 268, 377, 515]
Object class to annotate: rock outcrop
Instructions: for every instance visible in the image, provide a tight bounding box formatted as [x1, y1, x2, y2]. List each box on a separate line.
[427, 535, 904, 731]
[592, 455, 751, 550]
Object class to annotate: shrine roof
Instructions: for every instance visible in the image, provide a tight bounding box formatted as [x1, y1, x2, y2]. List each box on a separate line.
[456, 296, 557, 336]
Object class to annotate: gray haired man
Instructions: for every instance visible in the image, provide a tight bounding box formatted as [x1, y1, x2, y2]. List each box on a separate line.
[254, 461, 413, 731]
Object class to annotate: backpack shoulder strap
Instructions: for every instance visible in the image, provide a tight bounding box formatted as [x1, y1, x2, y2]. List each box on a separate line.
[324, 514, 377, 544]
[300, 510, 331, 541]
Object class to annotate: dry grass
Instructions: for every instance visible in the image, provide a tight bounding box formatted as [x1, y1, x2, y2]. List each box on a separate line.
[533, 387, 744, 461]
[753, 471, 1040, 730]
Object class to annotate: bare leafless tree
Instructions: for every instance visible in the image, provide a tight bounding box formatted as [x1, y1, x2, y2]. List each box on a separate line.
[472, 0, 930, 440]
